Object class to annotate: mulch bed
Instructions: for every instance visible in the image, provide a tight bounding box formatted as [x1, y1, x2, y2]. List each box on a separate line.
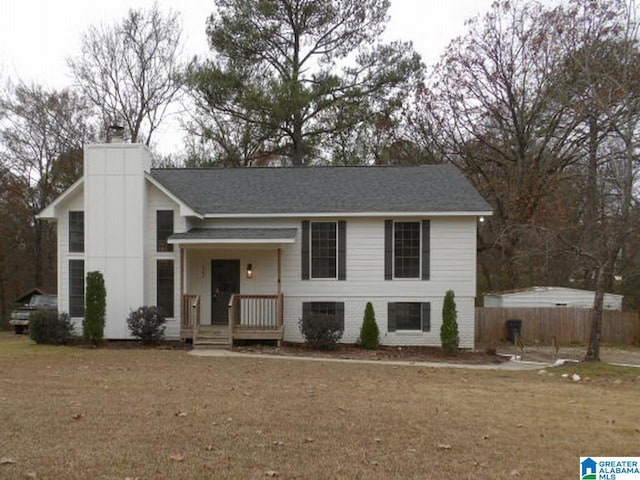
[233, 342, 507, 365]
[65, 337, 505, 364]
[69, 339, 186, 350]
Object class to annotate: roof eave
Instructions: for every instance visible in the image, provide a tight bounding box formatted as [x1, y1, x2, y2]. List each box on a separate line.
[200, 210, 493, 219]
[37, 177, 84, 220]
[145, 173, 203, 219]
[168, 238, 296, 245]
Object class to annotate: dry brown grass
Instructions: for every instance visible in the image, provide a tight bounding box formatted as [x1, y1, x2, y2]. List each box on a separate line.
[0, 332, 638, 480]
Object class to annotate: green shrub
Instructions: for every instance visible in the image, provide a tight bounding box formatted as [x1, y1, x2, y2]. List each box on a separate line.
[298, 314, 343, 350]
[29, 310, 74, 345]
[84, 271, 106, 345]
[440, 290, 459, 354]
[358, 302, 379, 349]
[127, 306, 167, 344]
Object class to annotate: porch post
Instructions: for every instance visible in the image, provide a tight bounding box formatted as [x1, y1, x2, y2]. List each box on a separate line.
[277, 248, 282, 294]
[180, 247, 185, 298]
[179, 247, 185, 338]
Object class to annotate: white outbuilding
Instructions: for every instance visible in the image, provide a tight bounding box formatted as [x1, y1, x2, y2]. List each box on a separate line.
[483, 286, 623, 310]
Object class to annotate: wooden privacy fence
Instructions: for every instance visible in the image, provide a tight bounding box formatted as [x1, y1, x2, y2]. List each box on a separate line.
[475, 307, 640, 345]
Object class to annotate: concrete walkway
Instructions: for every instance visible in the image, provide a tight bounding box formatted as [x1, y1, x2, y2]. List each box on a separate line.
[189, 349, 550, 371]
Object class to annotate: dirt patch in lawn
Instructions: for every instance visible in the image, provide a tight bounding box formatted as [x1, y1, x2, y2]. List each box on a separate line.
[234, 342, 507, 364]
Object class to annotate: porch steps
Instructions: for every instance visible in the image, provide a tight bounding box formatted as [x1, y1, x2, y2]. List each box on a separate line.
[193, 325, 230, 349]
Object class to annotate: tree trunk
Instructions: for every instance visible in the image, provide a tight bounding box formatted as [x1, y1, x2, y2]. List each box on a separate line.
[291, 119, 304, 166]
[584, 115, 599, 290]
[584, 281, 604, 361]
[584, 266, 613, 362]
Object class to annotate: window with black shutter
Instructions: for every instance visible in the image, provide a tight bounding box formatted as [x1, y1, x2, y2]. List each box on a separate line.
[302, 221, 347, 280]
[388, 302, 431, 332]
[384, 220, 430, 280]
[301, 301, 345, 330]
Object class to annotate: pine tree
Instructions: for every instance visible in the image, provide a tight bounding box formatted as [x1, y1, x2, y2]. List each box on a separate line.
[359, 302, 380, 349]
[440, 290, 459, 354]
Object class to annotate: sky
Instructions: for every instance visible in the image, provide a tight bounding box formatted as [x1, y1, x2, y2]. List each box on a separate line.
[0, 0, 497, 154]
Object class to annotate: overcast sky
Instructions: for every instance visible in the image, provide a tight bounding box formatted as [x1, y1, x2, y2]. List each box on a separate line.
[0, 0, 497, 154]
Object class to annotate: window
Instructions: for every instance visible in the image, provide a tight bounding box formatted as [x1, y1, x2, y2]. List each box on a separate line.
[301, 221, 346, 280]
[157, 260, 174, 317]
[384, 220, 430, 280]
[394, 222, 420, 278]
[157, 210, 174, 252]
[302, 301, 345, 330]
[69, 260, 84, 317]
[388, 302, 430, 332]
[311, 222, 337, 278]
[69, 211, 84, 253]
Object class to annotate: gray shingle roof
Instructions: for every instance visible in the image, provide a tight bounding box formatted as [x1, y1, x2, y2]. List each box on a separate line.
[150, 164, 491, 215]
[169, 228, 297, 241]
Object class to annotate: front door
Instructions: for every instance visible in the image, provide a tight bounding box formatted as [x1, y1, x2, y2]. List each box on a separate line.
[211, 259, 240, 325]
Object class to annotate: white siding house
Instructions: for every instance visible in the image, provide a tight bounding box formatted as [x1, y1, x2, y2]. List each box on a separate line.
[483, 286, 623, 310]
[39, 142, 492, 348]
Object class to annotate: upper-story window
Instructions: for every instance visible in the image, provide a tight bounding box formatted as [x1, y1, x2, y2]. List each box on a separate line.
[394, 222, 420, 278]
[385, 220, 430, 280]
[157, 210, 174, 252]
[69, 211, 84, 253]
[301, 221, 346, 280]
[311, 222, 337, 278]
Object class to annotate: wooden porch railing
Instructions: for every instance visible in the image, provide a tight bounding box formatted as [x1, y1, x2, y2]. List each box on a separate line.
[228, 293, 284, 337]
[181, 294, 200, 340]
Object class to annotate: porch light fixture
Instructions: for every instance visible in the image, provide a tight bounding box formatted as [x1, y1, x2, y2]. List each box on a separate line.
[246, 263, 253, 279]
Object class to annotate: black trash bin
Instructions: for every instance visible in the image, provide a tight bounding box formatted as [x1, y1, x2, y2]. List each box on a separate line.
[505, 319, 522, 344]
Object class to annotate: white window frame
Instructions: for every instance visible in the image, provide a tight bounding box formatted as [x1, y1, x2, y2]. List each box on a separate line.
[393, 220, 422, 280]
[310, 221, 338, 280]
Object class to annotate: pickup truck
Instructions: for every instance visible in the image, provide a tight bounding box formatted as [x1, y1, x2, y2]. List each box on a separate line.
[9, 294, 58, 334]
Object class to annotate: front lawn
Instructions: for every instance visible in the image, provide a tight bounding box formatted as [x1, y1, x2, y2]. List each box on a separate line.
[0, 332, 638, 479]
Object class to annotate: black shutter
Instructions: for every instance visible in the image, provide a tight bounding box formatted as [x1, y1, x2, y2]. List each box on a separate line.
[384, 220, 393, 280]
[422, 220, 430, 280]
[301, 221, 310, 280]
[421, 302, 431, 332]
[388, 302, 396, 332]
[336, 302, 345, 330]
[302, 302, 311, 320]
[338, 221, 346, 281]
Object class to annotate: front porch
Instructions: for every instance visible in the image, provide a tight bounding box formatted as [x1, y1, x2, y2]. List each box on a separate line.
[181, 293, 284, 347]
[169, 227, 295, 348]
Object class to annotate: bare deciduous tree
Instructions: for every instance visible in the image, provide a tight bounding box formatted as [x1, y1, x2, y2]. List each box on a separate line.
[68, 3, 183, 145]
[0, 82, 94, 289]
[413, 0, 582, 289]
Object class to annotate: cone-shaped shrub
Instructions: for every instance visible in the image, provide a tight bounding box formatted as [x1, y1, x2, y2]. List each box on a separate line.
[440, 290, 459, 354]
[359, 302, 380, 349]
[84, 271, 106, 345]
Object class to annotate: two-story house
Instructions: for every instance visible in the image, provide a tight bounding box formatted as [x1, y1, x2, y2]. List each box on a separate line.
[39, 141, 491, 348]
